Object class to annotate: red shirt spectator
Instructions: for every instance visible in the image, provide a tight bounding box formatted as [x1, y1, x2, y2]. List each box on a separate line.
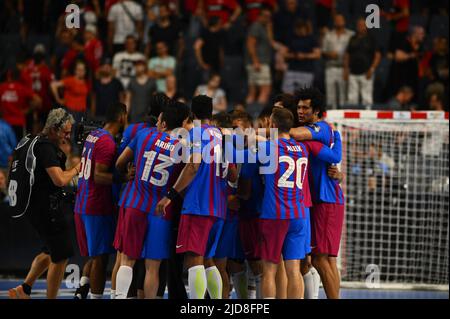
[204, 0, 240, 25]
[394, 0, 410, 33]
[184, 0, 199, 14]
[20, 60, 54, 113]
[244, 0, 277, 24]
[0, 81, 35, 127]
[84, 25, 103, 74]
[61, 76, 89, 112]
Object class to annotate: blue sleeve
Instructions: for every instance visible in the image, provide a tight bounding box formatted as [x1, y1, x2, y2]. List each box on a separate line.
[307, 131, 342, 163]
[118, 125, 133, 155]
[128, 134, 139, 153]
[305, 122, 332, 145]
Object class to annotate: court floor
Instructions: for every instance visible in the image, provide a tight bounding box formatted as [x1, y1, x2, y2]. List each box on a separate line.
[0, 279, 448, 299]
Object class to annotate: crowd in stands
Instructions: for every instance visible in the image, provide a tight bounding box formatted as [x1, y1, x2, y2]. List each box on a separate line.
[0, 0, 449, 169]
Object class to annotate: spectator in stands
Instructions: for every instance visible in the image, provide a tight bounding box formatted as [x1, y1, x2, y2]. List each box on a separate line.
[428, 36, 449, 98]
[344, 17, 381, 107]
[0, 113, 17, 169]
[273, 0, 307, 45]
[0, 69, 41, 140]
[146, 3, 184, 59]
[195, 73, 228, 114]
[222, 15, 248, 106]
[194, 16, 226, 81]
[83, 24, 104, 75]
[388, 25, 425, 100]
[113, 35, 146, 89]
[51, 29, 73, 79]
[107, 0, 144, 54]
[142, 0, 161, 49]
[245, 7, 274, 109]
[202, 0, 242, 29]
[148, 41, 176, 93]
[20, 44, 55, 130]
[282, 19, 321, 94]
[243, 0, 278, 25]
[427, 93, 446, 111]
[50, 60, 89, 121]
[388, 85, 416, 111]
[315, 0, 336, 40]
[383, 0, 411, 54]
[92, 58, 126, 120]
[126, 60, 157, 123]
[61, 35, 86, 78]
[322, 14, 354, 109]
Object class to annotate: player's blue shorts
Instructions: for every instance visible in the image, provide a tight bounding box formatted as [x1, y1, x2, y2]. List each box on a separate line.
[141, 214, 172, 260]
[75, 214, 116, 257]
[204, 218, 225, 259]
[304, 208, 312, 256]
[214, 218, 245, 260]
[283, 215, 309, 261]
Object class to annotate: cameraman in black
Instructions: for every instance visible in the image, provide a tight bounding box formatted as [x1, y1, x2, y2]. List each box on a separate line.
[8, 108, 81, 299]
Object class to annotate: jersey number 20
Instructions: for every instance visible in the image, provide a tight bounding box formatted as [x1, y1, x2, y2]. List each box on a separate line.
[277, 156, 308, 189]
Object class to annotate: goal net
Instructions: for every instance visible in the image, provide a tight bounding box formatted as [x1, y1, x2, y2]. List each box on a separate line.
[326, 110, 449, 290]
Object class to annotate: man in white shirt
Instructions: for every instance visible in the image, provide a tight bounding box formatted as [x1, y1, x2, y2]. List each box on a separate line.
[322, 14, 354, 109]
[148, 41, 176, 93]
[113, 35, 146, 89]
[108, 0, 144, 54]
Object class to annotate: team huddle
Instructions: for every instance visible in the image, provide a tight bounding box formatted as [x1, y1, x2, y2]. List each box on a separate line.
[16, 87, 345, 300]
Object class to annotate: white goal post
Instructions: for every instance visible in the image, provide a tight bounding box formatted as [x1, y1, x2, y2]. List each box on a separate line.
[325, 110, 449, 291]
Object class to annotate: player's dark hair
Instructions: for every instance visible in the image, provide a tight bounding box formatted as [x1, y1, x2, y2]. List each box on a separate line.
[191, 95, 213, 120]
[161, 101, 191, 130]
[212, 112, 232, 128]
[230, 110, 253, 127]
[148, 92, 171, 118]
[258, 104, 275, 120]
[294, 87, 326, 119]
[271, 108, 294, 133]
[106, 102, 127, 123]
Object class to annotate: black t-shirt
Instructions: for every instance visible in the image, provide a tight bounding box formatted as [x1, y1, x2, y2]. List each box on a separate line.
[288, 35, 318, 73]
[94, 78, 125, 118]
[30, 137, 66, 211]
[347, 34, 378, 75]
[149, 20, 183, 56]
[200, 27, 226, 72]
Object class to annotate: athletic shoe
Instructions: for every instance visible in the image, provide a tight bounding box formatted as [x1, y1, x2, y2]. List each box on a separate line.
[74, 284, 90, 299]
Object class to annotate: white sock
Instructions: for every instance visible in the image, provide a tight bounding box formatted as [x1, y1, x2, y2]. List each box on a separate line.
[264, 297, 275, 299]
[247, 273, 256, 299]
[254, 274, 262, 299]
[231, 271, 248, 299]
[303, 270, 314, 299]
[80, 276, 89, 287]
[188, 265, 207, 299]
[311, 267, 321, 299]
[90, 293, 103, 299]
[205, 266, 223, 299]
[115, 266, 133, 299]
[110, 290, 116, 299]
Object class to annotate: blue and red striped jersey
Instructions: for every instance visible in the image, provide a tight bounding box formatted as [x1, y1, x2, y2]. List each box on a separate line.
[119, 128, 184, 220]
[305, 121, 344, 204]
[114, 123, 155, 204]
[181, 124, 227, 219]
[259, 138, 311, 220]
[74, 129, 116, 215]
[118, 122, 153, 155]
[239, 160, 263, 219]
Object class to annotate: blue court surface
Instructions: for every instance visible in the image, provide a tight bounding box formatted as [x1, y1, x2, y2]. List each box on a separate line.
[0, 279, 448, 299]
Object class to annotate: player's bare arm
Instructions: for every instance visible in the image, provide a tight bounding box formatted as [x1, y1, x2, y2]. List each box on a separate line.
[289, 127, 313, 141]
[327, 166, 345, 183]
[93, 163, 113, 185]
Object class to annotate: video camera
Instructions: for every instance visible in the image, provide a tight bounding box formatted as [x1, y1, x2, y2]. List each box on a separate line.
[74, 118, 104, 146]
